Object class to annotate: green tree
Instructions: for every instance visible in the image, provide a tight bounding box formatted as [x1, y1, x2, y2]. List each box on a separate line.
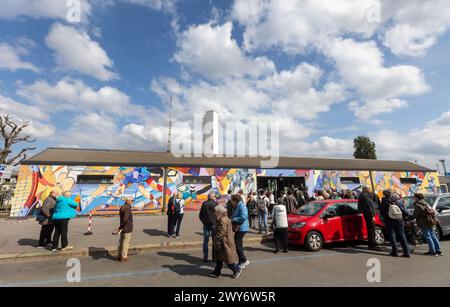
[353, 136, 377, 160]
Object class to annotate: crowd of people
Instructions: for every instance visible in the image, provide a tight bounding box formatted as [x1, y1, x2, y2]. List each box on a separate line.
[35, 183, 444, 278]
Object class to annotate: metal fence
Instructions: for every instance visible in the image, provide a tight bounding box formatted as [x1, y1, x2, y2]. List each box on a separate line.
[0, 182, 15, 211]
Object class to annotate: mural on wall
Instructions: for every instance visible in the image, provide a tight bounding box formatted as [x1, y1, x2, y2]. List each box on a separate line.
[10, 166, 257, 217]
[305, 170, 440, 198]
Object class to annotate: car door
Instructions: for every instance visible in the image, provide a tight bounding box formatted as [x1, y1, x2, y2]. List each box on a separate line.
[436, 196, 450, 235]
[339, 202, 364, 242]
[320, 204, 344, 243]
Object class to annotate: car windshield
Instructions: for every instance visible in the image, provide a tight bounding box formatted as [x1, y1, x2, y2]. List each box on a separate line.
[293, 202, 327, 216]
[402, 196, 437, 210]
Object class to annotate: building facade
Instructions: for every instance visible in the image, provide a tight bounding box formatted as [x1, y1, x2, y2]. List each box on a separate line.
[10, 160, 441, 217]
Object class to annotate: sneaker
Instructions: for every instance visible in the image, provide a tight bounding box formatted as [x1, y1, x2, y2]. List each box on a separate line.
[37, 246, 45, 249]
[52, 249, 58, 253]
[239, 260, 250, 270]
[175, 235, 181, 239]
[231, 269, 242, 279]
[282, 250, 288, 254]
[437, 251, 444, 256]
[61, 246, 74, 251]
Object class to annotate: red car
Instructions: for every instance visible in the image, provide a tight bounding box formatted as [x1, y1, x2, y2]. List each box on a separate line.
[288, 200, 385, 251]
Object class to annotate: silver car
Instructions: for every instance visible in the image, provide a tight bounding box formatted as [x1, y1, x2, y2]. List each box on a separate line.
[402, 193, 450, 240]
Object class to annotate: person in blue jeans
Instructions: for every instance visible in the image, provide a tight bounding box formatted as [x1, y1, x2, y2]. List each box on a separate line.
[199, 192, 218, 262]
[412, 193, 443, 257]
[230, 194, 250, 270]
[257, 191, 269, 234]
[380, 190, 411, 258]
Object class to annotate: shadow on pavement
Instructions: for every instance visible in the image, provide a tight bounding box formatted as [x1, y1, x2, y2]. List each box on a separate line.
[158, 251, 213, 277]
[143, 229, 169, 237]
[88, 247, 117, 261]
[17, 238, 39, 247]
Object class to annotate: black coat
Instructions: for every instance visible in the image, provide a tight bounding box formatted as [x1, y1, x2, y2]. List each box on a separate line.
[358, 192, 376, 219]
[380, 196, 409, 225]
[199, 199, 218, 227]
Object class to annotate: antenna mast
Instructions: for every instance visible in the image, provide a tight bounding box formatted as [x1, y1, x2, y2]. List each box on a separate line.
[168, 96, 173, 153]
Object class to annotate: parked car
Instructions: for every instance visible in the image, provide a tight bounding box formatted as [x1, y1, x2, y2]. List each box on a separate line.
[288, 200, 385, 251]
[401, 193, 450, 241]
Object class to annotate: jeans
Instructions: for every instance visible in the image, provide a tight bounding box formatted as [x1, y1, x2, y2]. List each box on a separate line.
[274, 228, 289, 252]
[52, 219, 69, 250]
[214, 261, 240, 275]
[422, 227, 441, 254]
[388, 220, 410, 256]
[38, 224, 54, 246]
[234, 231, 247, 264]
[258, 210, 268, 233]
[203, 225, 214, 259]
[168, 214, 184, 236]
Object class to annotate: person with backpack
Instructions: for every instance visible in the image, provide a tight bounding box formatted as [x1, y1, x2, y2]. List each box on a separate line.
[168, 192, 185, 238]
[257, 190, 269, 235]
[412, 193, 443, 257]
[380, 190, 411, 258]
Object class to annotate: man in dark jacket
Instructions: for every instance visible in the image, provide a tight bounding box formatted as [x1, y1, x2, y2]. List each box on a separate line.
[115, 197, 134, 262]
[284, 190, 299, 214]
[358, 187, 381, 251]
[38, 191, 58, 248]
[200, 192, 218, 262]
[380, 190, 411, 258]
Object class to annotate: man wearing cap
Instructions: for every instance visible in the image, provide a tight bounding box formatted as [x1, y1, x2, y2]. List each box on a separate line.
[114, 197, 134, 262]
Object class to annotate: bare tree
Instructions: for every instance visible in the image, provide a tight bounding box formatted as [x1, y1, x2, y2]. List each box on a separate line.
[0, 112, 36, 166]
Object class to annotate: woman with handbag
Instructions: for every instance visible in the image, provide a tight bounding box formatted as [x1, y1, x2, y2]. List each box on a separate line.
[230, 194, 250, 270]
[210, 205, 242, 279]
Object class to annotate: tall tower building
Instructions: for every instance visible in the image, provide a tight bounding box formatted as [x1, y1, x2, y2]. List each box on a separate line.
[203, 110, 219, 156]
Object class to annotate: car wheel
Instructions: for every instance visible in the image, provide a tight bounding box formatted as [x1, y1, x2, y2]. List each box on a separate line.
[305, 231, 323, 252]
[375, 226, 385, 246]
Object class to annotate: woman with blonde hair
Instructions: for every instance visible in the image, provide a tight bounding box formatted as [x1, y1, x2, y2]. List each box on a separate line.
[211, 205, 242, 279]
[51, 191, 79, 252]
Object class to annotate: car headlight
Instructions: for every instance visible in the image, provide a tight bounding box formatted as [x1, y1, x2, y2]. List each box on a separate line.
[291, 222, 306, 229]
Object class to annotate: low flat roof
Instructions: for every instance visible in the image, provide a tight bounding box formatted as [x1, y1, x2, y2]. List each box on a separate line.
[22, 148, 435, 173]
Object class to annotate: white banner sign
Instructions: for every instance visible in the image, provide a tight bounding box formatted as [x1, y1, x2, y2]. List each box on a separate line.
[0, 164, 13, 179]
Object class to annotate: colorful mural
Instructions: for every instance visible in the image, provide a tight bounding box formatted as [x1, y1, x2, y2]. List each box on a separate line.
[9, 165, 257, 217]
[9, 165, 440, 217]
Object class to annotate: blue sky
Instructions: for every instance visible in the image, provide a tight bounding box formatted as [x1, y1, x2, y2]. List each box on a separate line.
[0, 0, 450, 169]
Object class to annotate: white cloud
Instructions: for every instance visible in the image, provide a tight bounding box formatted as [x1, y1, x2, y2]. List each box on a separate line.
[0, 94, 55, 138]
[0, 0, 91, 22]
[120, 0, 176, 13]
[17, 78, 149, 118]
[232, 0, 380, 53]
[371, 111, 450, 167]
[0, 42, 39, 72]
[174, 22, 275, 80]
[325, 38, 430, 120]
[45, 23, 117, 81]
[382, 0, 450, 57]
